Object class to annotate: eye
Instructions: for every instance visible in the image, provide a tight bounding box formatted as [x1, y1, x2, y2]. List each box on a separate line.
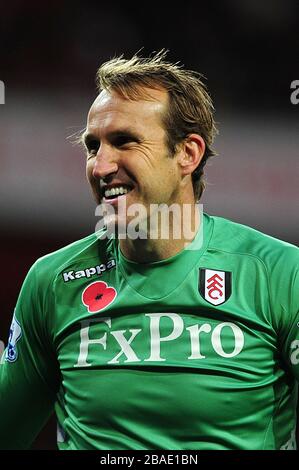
[85, 140, 100, 155]
[113, 135, 136, 148]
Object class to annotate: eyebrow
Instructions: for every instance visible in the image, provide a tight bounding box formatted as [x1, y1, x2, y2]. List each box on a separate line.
[82, 128, 143, 146]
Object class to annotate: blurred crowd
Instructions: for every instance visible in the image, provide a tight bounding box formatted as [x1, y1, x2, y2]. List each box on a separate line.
[0, 0, 298, 448]
[1, 0, 298, 111]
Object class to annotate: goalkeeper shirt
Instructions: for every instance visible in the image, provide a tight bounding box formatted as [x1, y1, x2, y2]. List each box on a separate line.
[0, 213, 298, 450]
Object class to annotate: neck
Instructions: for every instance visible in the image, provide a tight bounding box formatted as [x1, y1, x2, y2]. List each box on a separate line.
[119, 202, 200, 263]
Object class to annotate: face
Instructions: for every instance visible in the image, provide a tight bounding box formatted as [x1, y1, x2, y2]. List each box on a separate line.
[84, 87, 183, 228]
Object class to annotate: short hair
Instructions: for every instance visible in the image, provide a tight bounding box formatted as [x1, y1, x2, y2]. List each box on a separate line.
[96, 50, 218, 201]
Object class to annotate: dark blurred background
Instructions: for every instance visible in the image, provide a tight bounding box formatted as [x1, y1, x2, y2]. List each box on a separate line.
[0, 0, 298, 449]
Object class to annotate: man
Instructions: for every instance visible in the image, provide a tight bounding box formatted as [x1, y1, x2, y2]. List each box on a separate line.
[0, 51, 298, 450]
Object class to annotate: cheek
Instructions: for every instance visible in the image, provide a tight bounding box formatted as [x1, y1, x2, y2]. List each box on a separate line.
[159, 159, 179, 182]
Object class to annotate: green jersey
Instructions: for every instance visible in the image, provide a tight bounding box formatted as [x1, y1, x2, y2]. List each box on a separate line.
[0, 213, 298, 450]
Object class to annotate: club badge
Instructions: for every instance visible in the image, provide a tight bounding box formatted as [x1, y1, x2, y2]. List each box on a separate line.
[199, 269, 232, 306]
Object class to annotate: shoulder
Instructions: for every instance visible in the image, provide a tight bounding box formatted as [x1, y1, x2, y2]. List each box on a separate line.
[29, 229, 114, 286]
[206, 213, 298, 273]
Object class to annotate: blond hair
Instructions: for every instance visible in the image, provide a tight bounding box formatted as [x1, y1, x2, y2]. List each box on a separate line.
[96, 50, 218, 200]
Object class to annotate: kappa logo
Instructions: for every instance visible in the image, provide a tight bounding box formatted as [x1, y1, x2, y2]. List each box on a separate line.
[82, 281, 117, 313]
[62, 259, 116, 282]
[199, 269, 232, 306]
[5, 313, 22, 362]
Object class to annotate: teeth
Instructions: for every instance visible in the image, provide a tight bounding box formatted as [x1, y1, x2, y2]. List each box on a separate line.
[104, 186, 130, 198]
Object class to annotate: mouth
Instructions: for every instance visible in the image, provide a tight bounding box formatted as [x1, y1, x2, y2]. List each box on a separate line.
[102, 184, 133, 202]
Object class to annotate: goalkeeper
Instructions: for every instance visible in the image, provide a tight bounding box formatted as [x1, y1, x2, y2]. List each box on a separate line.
[0, 51, 298, 450]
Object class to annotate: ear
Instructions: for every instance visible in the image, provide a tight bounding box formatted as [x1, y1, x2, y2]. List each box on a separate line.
[178, 134, 206, 176]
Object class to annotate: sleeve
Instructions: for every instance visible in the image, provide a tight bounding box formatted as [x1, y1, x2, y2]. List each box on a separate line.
[0, 261, 60, 449]
[273, 247, 299, 381]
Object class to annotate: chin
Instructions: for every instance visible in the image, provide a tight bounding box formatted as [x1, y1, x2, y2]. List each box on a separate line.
[102, 214, 127, 238]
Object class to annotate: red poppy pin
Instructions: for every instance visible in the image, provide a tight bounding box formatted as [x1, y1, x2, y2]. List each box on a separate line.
[82, 281, 117, 313]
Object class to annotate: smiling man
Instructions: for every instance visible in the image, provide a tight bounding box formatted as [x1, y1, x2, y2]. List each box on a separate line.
[84, 64, 209, 262]
[0, 51, 298, 450]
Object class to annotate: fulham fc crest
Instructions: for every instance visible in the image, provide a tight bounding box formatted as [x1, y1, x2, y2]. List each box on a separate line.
[199, 269, 232, 306]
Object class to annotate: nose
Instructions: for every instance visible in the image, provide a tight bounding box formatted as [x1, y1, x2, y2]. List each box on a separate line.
[92, 144, 119, 180]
